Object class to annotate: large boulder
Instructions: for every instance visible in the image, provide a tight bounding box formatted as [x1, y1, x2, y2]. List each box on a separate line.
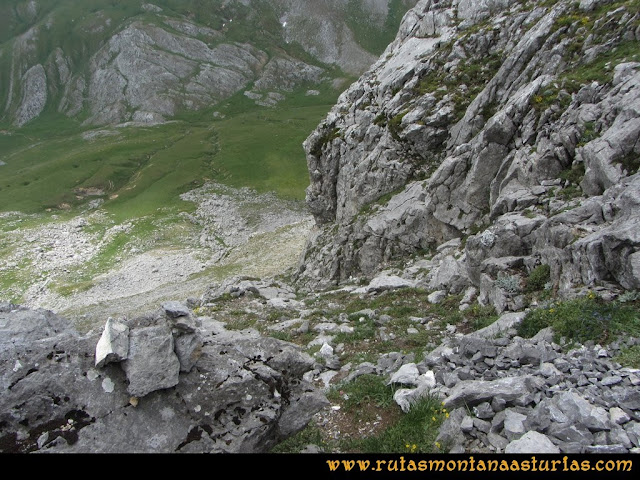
[0, 304, 326, 453]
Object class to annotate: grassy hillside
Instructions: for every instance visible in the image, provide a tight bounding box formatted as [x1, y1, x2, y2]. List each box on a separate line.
[0, 0, 412, 307]
[0, 82, 343, 216]
[0, 1, 395, 217]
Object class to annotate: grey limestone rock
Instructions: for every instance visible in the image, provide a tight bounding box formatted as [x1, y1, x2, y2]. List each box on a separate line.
[354, 274, 417, 293]
[122, 324, 180, 398]
[388, 362, 421, 386]
[505, 431, 560, 454]
[436, 407, 468, 447]
[173, 332, 202, 373]
[468, 312, 525, 339]
[427, 290, 447, 304]
[0, 305, 324, 453]
[14, 64, 47, 127]
[550, 391, 611, 432]
[162, 301, 190, 319]
[296, 0, 640, 300]
[442, 375, 541, 409]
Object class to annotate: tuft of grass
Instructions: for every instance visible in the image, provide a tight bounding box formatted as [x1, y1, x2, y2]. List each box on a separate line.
[556, 184, 583, 200]
[465, 304, 499, 331]
[270, 421, 327, 453]
[614, 345, 640, 368]
[223, 314, 259, 331]
[559, 163, 586, 185]
[517, 293, 640, 344]
[341, 395, 449, 453]
[333, 316, 378, 345]
[328, 374, 396, 414]
[309, 126, 341, 157]
[525, 264, 551, 293]
[616, 151, 640, 176]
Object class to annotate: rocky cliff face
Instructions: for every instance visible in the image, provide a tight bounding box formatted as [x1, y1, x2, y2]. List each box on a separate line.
[0, 0, 417, 127]
[298, 0, 640, 307]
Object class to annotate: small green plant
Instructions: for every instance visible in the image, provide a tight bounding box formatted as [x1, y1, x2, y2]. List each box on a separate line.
[559, 163, 586, 185]
[223, 315, 258, 331]
[388, 111, 408, 140]
[556, 184, 583, 200]
[270, 421, 327, 453]
[328, 374, 396, 413]
[614, 345, 640, 369]
[577, 121, 599, 147]
[618, 290, 640, 303]
[310, 126, 341, 157]
[495, 273, 522, 294]
[341, 396, 450, 453]
[517, 293, 640, 344]
[525, 264, 551, 293]
[269, 331, 292, 342]
[333, 316, 378, 344]
[374, 113, 387, 126]
[616, 151, 640, 176]
[465, 304, 499, 330]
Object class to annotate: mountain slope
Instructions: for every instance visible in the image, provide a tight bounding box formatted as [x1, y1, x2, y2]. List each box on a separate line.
[297, 0, 640, 306]
[0, 0, 417, 127]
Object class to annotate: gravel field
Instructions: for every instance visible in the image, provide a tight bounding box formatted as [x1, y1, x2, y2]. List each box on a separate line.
[0, 183, 312, 329]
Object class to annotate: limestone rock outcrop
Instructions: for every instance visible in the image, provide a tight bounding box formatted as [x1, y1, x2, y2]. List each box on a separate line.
[0, 302, 326, 453]
[297, 0, 640, 300]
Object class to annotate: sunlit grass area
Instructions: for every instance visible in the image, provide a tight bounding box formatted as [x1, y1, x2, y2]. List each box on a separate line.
[0, 83, 341, 219]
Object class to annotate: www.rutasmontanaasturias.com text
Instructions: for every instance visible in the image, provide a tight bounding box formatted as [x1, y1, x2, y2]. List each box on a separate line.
[325, 456, 634, 473]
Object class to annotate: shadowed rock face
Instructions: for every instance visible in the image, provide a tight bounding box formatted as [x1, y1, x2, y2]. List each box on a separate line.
[0, 302, 327, 453]
[297, 0, 640, 297]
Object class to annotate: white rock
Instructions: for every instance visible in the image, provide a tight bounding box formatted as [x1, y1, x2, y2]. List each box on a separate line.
[393, 385, 432, 413]
[13, 360, 23, 372]
[102, 377, 115, 393]
[319, 343, 334, 357]
[95, 318, 130, 368]
[610, 407, 631, 425]
[428, 290, 447, 304]
[418, 370, 437, 389]
[505, 431, 560, 453]
[389, 363, 420, 386]
[354, 275, 416, 293]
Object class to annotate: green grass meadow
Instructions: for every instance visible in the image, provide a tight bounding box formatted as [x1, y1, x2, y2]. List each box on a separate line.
[0, 85, 342, 221]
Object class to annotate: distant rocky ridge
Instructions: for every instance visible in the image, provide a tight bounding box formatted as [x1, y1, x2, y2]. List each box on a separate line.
[297, 0, 640, 309]
[1, 0, 418, 127]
